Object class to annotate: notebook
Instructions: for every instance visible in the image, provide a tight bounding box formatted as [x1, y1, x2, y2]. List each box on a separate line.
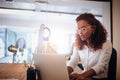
[33, 53, 70, 80]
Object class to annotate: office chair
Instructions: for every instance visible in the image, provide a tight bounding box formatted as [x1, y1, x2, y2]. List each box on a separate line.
[108, 48, 117, 80]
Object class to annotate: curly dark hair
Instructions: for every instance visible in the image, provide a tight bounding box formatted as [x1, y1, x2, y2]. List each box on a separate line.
[75, 13, 107, 50]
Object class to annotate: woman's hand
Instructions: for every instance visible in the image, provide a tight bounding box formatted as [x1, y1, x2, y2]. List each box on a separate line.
[70, 73, 93, 80]
[68, 67, 95, 80]
[70, 73, 85, 80]
[67, 66, 73, 78]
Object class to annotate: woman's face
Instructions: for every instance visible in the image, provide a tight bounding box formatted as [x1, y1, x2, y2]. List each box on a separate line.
[77, 20, 95, 42]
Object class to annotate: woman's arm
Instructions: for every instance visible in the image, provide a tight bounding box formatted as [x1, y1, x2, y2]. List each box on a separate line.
[67, 47, 80, 70]
[70, 69, 96, 80]
[92, 40, 112, 75]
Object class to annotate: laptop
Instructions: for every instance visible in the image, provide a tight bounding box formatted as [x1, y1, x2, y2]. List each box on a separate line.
[33, 53, 70, 80]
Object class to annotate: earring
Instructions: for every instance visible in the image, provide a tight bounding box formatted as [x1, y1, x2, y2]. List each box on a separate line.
[93, 31, 94, 35]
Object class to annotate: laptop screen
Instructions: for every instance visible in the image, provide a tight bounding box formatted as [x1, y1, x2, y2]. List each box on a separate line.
[33, 53, 70, 80]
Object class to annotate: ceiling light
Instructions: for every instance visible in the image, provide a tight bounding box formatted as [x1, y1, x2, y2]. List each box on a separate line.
[35, 0, 48, 5]
[5, 0, 13, 2]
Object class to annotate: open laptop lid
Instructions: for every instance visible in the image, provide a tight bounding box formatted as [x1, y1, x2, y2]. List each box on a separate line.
[33, 53, 70, 80]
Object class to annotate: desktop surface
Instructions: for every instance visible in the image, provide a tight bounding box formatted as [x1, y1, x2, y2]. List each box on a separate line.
[0, 63, 27, 80]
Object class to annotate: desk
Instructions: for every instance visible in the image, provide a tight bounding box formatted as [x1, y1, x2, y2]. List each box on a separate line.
[0, 63, 27, 80]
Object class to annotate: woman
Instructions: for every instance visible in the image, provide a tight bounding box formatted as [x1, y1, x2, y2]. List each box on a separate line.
[67, 13, 112, 80]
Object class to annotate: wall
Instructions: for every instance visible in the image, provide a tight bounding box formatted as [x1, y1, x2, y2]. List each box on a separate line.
[112, 0, 120, 80]
[102, 2, 111, 41]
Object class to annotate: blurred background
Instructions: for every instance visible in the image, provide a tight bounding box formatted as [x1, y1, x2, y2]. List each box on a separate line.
[0, 0, 111, 63]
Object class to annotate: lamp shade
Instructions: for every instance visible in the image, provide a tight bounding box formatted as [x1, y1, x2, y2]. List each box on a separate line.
[8, 45, 18, 54]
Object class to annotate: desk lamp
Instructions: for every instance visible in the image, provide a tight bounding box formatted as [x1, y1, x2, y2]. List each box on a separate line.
[8, 45, 18, 63]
